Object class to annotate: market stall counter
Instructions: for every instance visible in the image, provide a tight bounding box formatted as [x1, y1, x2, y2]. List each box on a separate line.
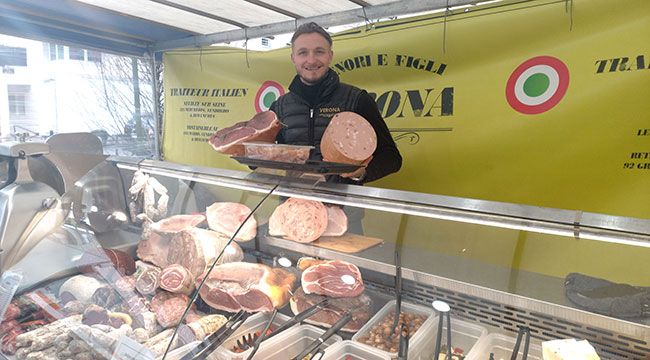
[0, 156, 648, 360]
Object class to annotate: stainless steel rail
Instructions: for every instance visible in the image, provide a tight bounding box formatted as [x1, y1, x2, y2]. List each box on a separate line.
[110, 157, 650, 248]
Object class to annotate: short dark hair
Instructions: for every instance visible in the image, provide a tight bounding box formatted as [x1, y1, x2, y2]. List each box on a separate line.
[291, 22, 332, 47]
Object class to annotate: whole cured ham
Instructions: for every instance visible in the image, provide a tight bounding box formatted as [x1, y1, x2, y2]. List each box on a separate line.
[136, 213, 205, 268]
[268, 198, 328, 243]
[206, 202, 257, 242]
[160, 264, 195, 295]
[136, 232, 171, 269]
[199, 262, 295, 313]
[141, 214, 206, 235]
[301, 260, 365, 298]
[208, 111, 281, 156]
[322, 205, 348, 237]
[320, 111, 377, 164]
[167, 228, 244, 278]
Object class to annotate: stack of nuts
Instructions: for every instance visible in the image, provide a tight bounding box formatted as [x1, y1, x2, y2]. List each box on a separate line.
[356, 311, 426, 353]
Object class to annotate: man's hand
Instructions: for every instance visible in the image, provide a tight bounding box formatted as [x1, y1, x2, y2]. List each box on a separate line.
[340, 156, 372, 180]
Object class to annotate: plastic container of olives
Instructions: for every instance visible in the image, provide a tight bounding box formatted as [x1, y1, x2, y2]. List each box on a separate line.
[352, 300, 436, 359]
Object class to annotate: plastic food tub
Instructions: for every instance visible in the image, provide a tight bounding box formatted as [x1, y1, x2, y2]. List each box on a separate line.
[352, 300, 437, 359]
[465, 333, 543, 360]
[321, 340, 391, 360]
[211, 311, 291, 360]
[243, 142, 313, 163]
[226, 324, 342, 360]
[430, 317, 488, 359]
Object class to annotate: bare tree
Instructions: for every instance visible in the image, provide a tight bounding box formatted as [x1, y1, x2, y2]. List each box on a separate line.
[82, 53, 156, 138]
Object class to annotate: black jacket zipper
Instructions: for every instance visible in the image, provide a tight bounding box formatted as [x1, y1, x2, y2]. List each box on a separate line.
[308, 108, 315, 145]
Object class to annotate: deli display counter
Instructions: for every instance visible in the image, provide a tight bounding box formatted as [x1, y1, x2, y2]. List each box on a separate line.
[0, 155, 648, 360]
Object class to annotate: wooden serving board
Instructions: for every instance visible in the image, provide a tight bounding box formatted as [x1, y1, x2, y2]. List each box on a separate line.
[312, 233, 384, 253]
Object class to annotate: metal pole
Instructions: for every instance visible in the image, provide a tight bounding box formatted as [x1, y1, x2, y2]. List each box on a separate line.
[132, 57, 143, 138]
[149, 51, 161, 160]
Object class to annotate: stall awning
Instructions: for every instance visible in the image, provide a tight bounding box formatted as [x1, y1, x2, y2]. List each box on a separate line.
[0, 0, 479, 56]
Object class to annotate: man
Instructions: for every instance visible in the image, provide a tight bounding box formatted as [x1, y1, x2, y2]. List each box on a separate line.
[271, 22, 401, 184]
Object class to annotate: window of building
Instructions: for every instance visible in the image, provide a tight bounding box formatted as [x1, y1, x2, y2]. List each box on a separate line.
[0, 46, 27, 66]
[7, 85, 30, 117]
[69, 47, 85, 60]
[47, 43, 66, 60]
[57, 45, 64, 60]
[87, 50, 101, 62]
[8, 94, 26, 115]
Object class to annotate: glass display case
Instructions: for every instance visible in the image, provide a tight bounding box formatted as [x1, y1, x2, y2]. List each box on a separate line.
[0, 155, 648, 360]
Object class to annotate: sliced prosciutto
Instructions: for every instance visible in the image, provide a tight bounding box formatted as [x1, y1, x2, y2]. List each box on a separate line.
[268, 198, 328, 243]
[199, 262, 295, 312]
[205, 202, 257, 242]
[160, 264, 195, 295]
[290, 288, 371, 332]
[208, 111, 281, 156]
[301, 260, 364, 298]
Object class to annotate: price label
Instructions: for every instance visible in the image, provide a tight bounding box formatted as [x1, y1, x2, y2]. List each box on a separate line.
[0, 271, 22, 321]
[112, 335, 155, 360]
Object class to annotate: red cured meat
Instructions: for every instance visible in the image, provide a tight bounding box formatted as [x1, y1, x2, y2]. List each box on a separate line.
[209, 111, 281, 156]
[155, 295, 190, 328]
[1, 304, 20, 322]
[301, 260, 364, 298]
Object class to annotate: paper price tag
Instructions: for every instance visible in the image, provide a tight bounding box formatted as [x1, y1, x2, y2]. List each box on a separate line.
[0, 271, 22, 321]
[112, 335, 155, 360]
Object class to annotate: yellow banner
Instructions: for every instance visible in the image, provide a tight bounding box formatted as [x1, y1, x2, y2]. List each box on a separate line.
[163, 0, 650, 219]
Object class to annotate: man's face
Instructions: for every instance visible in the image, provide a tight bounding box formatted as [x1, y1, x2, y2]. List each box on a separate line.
[291, 32, 333, 85]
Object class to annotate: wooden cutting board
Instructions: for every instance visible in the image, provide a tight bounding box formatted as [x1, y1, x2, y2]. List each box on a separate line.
[312, 233, 383, 253]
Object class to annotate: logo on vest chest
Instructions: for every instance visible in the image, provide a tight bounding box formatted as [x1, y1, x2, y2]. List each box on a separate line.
[318, 107, 341, 118]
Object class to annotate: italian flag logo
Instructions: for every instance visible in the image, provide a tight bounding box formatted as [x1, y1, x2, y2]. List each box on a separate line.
[254, 80, 285, 113]
[506, 56, 569, 115]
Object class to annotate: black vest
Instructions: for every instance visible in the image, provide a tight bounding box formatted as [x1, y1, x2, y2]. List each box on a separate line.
[274, 74, 363, 161]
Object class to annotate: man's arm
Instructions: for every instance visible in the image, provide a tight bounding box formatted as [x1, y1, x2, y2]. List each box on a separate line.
[354, 91, 402, 183]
